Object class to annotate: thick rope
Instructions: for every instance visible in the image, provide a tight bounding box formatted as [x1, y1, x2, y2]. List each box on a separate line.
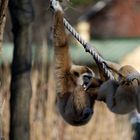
[64, 18, 114, 80]
[50, 0, 114, 80]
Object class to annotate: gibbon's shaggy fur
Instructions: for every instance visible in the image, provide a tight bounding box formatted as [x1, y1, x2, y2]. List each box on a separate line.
[53, 1, 99, 126]
[97, 65, 140, 114]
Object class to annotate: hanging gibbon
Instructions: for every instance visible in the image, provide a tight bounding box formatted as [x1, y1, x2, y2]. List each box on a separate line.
[52, 0, 102, 126]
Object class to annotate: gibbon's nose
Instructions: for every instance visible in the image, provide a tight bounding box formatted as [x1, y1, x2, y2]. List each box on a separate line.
[82, 108, 93, 120]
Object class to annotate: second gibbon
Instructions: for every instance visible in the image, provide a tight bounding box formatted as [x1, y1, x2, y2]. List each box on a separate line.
[97, 64, 140, 114]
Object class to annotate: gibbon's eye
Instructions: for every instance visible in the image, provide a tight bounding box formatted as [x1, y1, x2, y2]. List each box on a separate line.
[83, 75, 92, 86]
[73, 71, 80, 77]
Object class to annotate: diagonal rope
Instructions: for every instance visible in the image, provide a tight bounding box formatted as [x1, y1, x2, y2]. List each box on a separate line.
[50, 0, 114, 80]
[63, 18, 114, 80]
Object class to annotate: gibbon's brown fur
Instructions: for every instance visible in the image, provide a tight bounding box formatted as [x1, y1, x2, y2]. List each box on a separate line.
[97, 65, 140, 114]
[53, 5, 99, 126]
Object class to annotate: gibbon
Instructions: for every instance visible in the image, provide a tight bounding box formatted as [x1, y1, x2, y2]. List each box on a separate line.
[97, 65, 140, 114]
[52, 0, 99, 126]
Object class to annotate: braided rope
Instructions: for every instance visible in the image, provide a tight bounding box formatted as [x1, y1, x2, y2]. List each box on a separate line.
[50, 0, 114, 80]
[64, 18, 114, 80]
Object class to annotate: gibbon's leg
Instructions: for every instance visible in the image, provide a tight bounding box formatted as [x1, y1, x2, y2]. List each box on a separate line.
[52, 1, 95, 126]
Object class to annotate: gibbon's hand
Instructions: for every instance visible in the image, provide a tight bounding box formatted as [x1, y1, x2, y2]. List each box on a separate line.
[50, 0, 63, 12]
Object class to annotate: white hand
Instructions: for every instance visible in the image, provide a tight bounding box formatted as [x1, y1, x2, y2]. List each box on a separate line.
[50, 0, 63, 12]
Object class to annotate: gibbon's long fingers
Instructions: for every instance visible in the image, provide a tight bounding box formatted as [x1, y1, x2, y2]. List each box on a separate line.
[50, 0, 63, 12]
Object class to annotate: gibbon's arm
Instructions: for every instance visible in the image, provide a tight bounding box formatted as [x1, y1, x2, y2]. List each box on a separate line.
[53, 6, 72, 96]
[97, 65, 140, 114]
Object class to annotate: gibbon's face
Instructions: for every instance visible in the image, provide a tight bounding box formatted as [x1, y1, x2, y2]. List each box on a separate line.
[71, 65, 95, 87]
[67, 66, 95, 126]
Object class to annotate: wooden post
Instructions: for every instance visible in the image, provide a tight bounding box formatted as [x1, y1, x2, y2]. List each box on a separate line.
[9, 0, 34, 139]
[0, 0, 8, 139]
